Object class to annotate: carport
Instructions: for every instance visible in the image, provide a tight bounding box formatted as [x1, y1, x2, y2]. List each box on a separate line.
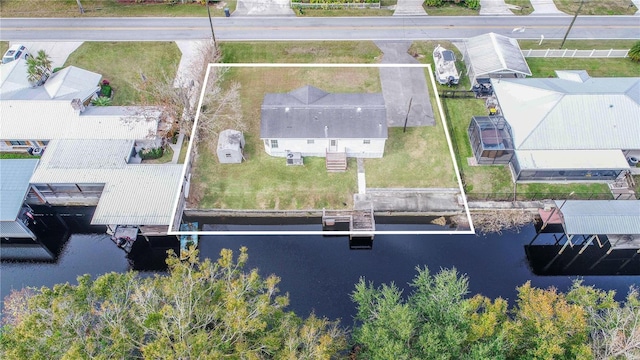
[463, 33, 531, 88]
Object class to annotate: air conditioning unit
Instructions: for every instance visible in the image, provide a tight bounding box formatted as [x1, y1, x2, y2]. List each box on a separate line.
[31, 147, 43, 156]
[286, 151, 303, 166]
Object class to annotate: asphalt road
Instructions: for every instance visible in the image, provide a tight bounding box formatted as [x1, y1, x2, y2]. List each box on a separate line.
[1, 16, 639, 42]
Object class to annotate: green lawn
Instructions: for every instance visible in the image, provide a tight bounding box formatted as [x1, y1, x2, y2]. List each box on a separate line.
[0, 42, 9, 57]
[443, 98, 611, 200]
[553, 0, 637, 15]
[0, 0, 236, 17]
[0, 153, 40, 159]
[527, 58, 640, 78]
[192, 64, 381, 210]
[64, 42, 181, 105]
[365, 69, 457, 189]
[220, 42, 382, 64]
[518, 39, 639, 50]
[295, 8, 394, 16]
[506, 0, 534, 15]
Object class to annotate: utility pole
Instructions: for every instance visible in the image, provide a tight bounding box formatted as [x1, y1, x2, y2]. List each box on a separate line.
[76, 0, 85, 14]
[206, 2, 218, 53]
[560, 0, 585, 49]
[403, 97, 413, 133]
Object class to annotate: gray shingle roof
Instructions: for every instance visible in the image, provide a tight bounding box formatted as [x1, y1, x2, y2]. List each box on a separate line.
[554, 200, 640, 235]
[260, 86, 387, 139]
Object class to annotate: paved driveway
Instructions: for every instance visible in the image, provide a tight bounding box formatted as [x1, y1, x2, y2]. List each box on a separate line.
[393, 0, 428, 16]
[529, 0, 566, 15]
[375, 41, 434, 127]
[11, 41, 83, 69]
[233, 0, 295, 16]
[479, 0, 513, 15]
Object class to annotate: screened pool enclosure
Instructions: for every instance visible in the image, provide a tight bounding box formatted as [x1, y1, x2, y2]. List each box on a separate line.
[468, 116, 514, 165]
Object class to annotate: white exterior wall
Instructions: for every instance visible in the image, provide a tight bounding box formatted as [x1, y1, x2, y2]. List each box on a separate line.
[263, 138, 385, 158]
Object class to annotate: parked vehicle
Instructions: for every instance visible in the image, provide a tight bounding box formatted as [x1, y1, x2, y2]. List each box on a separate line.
[433, 44, 460, 86]
[2, 44, 29, 64]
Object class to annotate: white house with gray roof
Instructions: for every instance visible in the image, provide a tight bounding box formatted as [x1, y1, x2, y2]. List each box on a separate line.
[260, 85, 388, 159]
[472, 70, 639, 181]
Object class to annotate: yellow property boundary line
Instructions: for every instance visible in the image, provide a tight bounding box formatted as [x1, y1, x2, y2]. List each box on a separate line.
[169, 63, 475, 236]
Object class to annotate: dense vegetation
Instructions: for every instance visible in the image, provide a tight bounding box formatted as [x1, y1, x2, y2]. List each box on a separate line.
[1, 249, 638, 359]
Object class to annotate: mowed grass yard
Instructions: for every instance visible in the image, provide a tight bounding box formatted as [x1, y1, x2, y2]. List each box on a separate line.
[553, 0, 637, 15]
[0, 0, 235, 17]
[192, 66, 380, 210]
[192, 41, 458, 209]
[64, 42, 181, 105]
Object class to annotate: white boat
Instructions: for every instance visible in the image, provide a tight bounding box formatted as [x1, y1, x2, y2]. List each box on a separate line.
[433, 44, 460, 86]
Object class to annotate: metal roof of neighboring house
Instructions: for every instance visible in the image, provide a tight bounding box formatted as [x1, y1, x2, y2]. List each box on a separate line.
[1, 101, 159, 140]
[261, 85, 388, 139]
[516, 149, 630, 170]
[554, 200, 640, 235]
[0, 62, 101, 101]
[43, 66, 102, 101]
[0, 59, 31, 98]
[465, 33, 532, 78]
[30, 139, 182, 226]
[492, 74, 640, 150]
[0, 159, 39, 221]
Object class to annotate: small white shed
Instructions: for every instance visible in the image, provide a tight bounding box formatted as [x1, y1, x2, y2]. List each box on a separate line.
[217, 129, 245, 164]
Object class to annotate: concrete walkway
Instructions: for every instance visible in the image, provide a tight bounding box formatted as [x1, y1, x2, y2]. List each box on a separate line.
[528, 0, 566, 15]
[393, 0, 428, 16]
[174, 40, 209, 88]
[233, 0, 295, 16]
[375, 41, 435, 127]
[479, 0, 513, 15]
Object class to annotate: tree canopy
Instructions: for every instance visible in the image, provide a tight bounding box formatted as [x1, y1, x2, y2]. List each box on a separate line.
[2, 250, 639, 359]
[350, 268, 639, 360]
[0, 248, 346, 359]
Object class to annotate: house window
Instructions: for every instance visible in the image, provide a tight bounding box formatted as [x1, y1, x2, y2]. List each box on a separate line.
[307, 139, 314, 144]
[363, 139, 371, 145]
[330, 140, 336, 147]
[9, 140, 28, 146]
[270, 140, 278, 149]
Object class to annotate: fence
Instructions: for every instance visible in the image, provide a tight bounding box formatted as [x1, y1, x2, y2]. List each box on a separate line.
[290, 1, 380, 8]
[466, 192, 615, 202]
[522, 49, 629, 58]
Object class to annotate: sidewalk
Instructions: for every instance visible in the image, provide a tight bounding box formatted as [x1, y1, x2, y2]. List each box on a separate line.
[528, 0, 565, 15]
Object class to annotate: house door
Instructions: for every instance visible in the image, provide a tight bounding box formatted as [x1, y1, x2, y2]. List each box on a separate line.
[329, 139, 339, 152]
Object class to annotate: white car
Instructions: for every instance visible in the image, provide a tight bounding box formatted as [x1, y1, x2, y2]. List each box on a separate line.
[2, 44, 30, 64]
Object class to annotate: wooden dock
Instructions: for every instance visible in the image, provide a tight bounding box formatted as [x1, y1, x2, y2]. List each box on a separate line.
[322, 207, 375, 239]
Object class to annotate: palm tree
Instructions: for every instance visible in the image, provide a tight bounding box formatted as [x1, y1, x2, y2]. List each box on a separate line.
[25, 50, 52, 86]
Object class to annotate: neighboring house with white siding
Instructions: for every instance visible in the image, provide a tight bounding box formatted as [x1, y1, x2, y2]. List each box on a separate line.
[260, 85, 388, 159]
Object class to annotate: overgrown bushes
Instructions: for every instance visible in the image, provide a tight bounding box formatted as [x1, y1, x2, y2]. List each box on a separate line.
[139, 146, 164, 160]
[424, 0, 479, 10]
[629, 41, 640, 62]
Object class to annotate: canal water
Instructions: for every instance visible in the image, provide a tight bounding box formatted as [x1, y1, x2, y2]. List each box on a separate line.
[1, 208, 639, 324]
